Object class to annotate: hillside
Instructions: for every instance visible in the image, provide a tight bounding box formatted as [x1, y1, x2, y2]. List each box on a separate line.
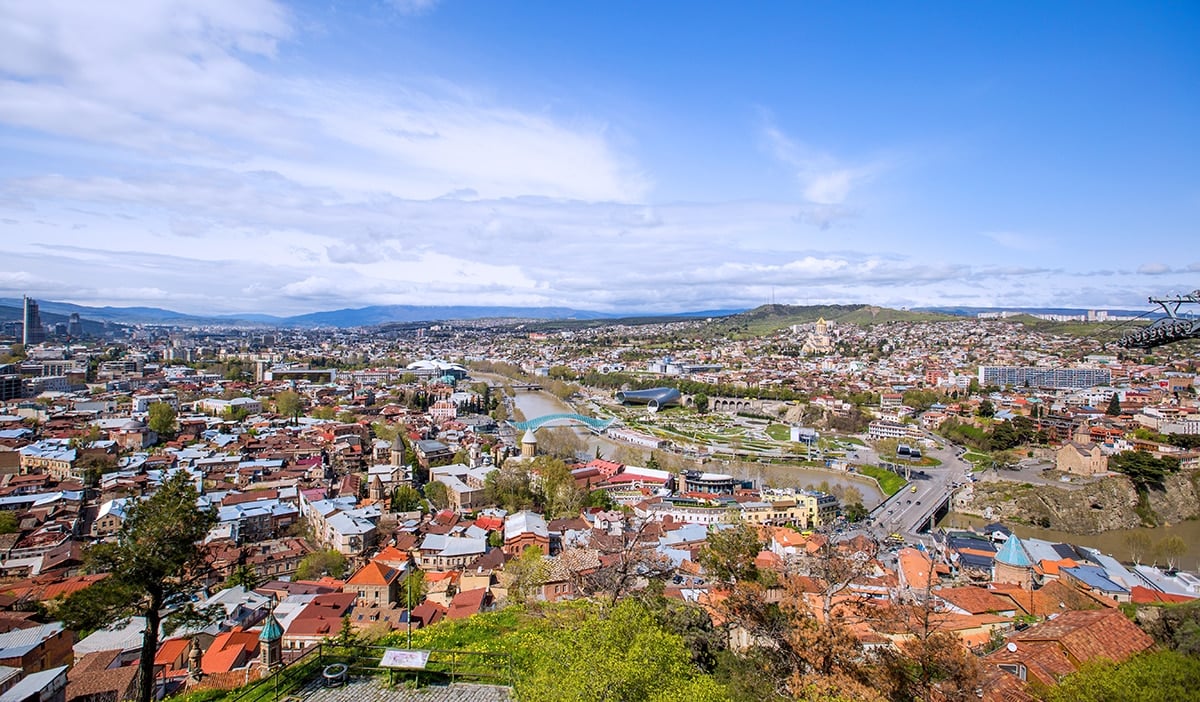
[719, 303, 958, 335]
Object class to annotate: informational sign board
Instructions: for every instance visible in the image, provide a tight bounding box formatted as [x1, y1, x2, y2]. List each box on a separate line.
[380, 649, 431, 669]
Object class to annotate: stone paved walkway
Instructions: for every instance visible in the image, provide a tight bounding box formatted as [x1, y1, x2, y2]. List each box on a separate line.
[299, 678, 512, 702]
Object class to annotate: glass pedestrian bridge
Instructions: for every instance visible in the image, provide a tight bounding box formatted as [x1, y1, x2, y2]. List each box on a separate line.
[508, 413, 616, 432]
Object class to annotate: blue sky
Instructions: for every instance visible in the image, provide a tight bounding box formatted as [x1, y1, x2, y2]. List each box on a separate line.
[1, 0, 1197, 315]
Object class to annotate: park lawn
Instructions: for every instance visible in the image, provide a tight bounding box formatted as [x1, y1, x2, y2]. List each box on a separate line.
[766, 423, 792, 441]
[964, 451, 991, 471]
[856, 465, 907, 496]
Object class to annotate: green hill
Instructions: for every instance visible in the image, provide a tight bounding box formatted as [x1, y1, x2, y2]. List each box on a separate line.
[719, 303, 958, 335]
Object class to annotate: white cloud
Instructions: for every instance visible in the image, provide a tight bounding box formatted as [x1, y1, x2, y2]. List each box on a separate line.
[759, 116, 882, 205]
[0, 0, 646, 202]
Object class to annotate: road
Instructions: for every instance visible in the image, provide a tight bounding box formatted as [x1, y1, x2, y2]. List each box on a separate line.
[859, 434, 975, 545]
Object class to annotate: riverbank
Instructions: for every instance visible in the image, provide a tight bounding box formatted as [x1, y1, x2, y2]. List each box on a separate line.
[475, 371, 885, 508]
[940, 511, 1200, 573]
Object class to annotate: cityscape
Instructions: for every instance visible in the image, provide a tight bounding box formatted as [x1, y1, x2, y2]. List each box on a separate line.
[2, 3, 1199, 702]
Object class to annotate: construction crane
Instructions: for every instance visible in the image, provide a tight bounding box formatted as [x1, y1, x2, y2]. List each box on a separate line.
[1118, 290, 1200, 349]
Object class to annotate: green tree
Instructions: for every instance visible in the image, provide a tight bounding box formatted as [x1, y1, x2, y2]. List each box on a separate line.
[274, 390, 303, 424]
[424, 480, 450, 511]
[584, 489, 615, 510]
[1124, 531, 1154, 565]
[506, 545, 550, 606]
[1110, 450, 1181, 492]
[58, 473, 217, 702]
[484, 464, 537, 512]
[534, 455, 583, 519]
[976, 399, 995, 418]
[147, 402, 177, 437]
[1106, 392, 1123, 416]
[294, 549, 348, 580]
[0, 511, 18, 535]
[400, 569, 426, 608]
[698, 522, 762, 586]
[517, 599, 728, 702]
[694, 393, 709, 414]
[1043, 650, 1200, 702]
[223, 564, 259, 591]
[1157, 535, 1188, 570]
[391, 485, 423, 512]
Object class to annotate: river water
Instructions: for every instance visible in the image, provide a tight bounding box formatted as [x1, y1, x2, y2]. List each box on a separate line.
[940, 511, 1200, 572]
[501, 382, 884, 507]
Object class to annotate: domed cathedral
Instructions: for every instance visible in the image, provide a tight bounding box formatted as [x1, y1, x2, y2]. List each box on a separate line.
[801, 317, 834, 354]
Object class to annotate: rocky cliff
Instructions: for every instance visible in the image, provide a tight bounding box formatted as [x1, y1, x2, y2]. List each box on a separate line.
[961, 471, 1200, 534]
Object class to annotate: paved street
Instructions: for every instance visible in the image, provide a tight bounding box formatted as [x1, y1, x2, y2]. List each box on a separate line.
[864, 434, 975, 543]
[303, 679, 512, 702]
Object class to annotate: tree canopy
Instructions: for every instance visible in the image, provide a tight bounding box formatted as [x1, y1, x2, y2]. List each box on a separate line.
[274, 390, 304, 424]
[58, 472, 216, 702]
[1110, 450, 1181, 492]
[147, 402, 177, 437]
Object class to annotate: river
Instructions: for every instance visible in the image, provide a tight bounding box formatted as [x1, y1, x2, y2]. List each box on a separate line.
[493, 378, 884, 507]
[940, 511, 1200, 572]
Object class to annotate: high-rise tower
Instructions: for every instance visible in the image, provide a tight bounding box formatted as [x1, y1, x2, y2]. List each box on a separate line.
[22, 296, 45, 346]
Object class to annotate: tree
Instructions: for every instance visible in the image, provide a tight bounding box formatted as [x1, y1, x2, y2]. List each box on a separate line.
[0, 511, 18, 535]
[224, 564, 259, 591]
[294, 549, 348, 580]
[147, 402, 177, 437]
[275, 390, 303, 425]
[517, 599, 724, 702]
[391, 485, 423, 512]
[584, 489, 615, 510]
[698, 522, 762, 586]
[1043, 650, 1200, 702]
[694, 393, 709, 414]
[577, 515, 674, 605]
[976, 400, 995, 418]
[400, 569, 426, 608]
[1106, 392, 1123, 416]
[1124, 532, 1154, 566]
[58, 473, 217, 702]
[1157, 535, 1188, 571]
[484, 464, 536, 512]
[538, 426, 587, 460]
[506, 545, 550, 606]
[533, 455, 584, 519]
[424, 480, 450, 511]
[1111, 450, 1181, 492]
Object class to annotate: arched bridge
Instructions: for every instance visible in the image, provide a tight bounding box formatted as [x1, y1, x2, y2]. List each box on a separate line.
[508, 413, 616, 432]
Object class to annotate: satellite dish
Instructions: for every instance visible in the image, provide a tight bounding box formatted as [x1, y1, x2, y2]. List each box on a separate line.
[1006, 642, 1017, 653]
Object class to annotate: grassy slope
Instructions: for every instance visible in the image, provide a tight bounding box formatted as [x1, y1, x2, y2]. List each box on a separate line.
[719, 304, 959, 336]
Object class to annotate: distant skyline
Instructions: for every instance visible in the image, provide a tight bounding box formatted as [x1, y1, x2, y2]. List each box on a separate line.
[2, 1, 1198, 316]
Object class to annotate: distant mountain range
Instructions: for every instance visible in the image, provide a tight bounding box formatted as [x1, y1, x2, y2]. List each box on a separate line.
[0, 297, 1162, 332]
[0, 298, 746, 330]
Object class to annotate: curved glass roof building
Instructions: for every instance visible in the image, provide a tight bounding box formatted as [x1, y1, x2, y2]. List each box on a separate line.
[615, 387, 681, 411]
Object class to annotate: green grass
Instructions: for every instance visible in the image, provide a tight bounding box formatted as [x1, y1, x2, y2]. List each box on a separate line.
[964, 451, 991, 471]
[855, 465, 908, 496]
[766, 423, 792, 441]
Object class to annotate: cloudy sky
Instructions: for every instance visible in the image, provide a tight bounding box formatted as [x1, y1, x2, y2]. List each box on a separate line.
[2, 1, 1198, 315]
